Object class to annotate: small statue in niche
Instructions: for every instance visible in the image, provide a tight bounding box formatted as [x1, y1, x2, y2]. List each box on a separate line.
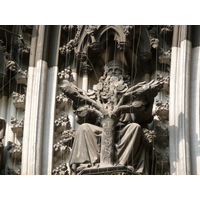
[61, 60, 163, 174]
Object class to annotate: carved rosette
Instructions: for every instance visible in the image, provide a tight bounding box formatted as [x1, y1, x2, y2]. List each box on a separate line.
[52, 163, 69, 175]
[7, 142, 22, 160]
[12, 92, 25, 109]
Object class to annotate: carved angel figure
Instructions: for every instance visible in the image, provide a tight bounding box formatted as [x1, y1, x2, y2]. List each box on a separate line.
[61, 60, 163, 174]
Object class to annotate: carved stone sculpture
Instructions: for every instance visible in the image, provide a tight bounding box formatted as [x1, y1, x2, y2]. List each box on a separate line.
[11, 117, 24, 135]
[7, 141, 22, 161]
[52, 163, 69, 175]
[12, 91, 26, 109]
[54, 114, 71, 134]
[61, 60, 164, 174]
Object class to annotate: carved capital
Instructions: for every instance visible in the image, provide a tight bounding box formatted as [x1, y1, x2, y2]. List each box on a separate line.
[12, 92, 25, 109]
[11, 117, 24, 135]
[80, 62, 93, 75]
[150, 38, 159, 49]
[6, 60, 18, 71]
[75, 52, 87, 62]
[15, 69, 28, 85]
[7, 141, 22, 160]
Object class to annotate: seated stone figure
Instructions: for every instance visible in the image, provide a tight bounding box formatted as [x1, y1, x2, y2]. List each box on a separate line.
[61, 60, 163, 175]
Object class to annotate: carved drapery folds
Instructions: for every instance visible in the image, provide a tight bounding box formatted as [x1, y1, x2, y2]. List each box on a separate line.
[60, 59, 165, 174]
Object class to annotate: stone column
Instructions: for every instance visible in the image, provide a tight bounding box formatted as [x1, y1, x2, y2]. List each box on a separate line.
[169, 25, 200, 175]
[69, 67, 77, 130]
[21, 25, 50, 175]
[189, 26, 200, 175]
[82, 66, 88, 94]
[42, 26, 61, 175]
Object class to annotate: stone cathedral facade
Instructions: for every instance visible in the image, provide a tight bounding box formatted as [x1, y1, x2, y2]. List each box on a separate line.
[0, 25, 199, 175]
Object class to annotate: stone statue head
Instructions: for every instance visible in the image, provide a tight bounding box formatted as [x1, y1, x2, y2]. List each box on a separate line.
[104, 60, 127, 77]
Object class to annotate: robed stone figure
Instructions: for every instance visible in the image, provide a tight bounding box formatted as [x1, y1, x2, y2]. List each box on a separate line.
[61, 60, 163, 174]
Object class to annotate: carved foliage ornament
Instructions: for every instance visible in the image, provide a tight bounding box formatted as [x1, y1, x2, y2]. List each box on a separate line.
[60, 60, 164, 167]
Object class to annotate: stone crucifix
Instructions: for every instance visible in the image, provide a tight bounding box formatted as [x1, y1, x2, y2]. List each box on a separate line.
[60, 60, 163, 168]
